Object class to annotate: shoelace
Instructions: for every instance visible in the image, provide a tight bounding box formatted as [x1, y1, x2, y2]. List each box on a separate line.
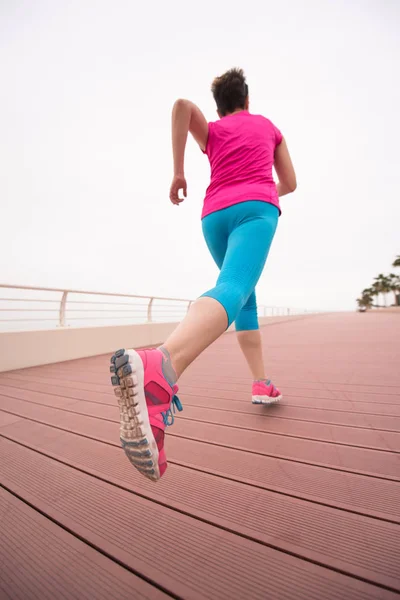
[255, 379, 278, 395]
[264, 380, 278, 394]
[161, 395, 183, 427]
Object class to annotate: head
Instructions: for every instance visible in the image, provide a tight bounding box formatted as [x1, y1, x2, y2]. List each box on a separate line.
[211, 67, 249, 118]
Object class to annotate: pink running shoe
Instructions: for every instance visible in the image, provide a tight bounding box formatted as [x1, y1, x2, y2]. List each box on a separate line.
[252, 379, 282, 405]
[110, 348, 182, 481]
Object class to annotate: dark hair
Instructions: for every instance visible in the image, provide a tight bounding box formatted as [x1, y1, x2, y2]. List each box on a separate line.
[211, 68, 248, 117]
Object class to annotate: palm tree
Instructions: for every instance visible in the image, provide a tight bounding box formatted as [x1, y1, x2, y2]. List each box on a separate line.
[383, 275, 393, 305]
[372, 280, 383, 307]
[393, 255, 400, 268]
[362, 287, 374, 297]
[389, 273, 400, 306]
[361, 287, 374, 306]
[374, 274, 392, 307]
[356, 298, 365, 309]
[357, 288, 373, 309]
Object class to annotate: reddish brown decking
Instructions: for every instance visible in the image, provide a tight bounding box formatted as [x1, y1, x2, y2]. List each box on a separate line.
[1, 312, 399, 599]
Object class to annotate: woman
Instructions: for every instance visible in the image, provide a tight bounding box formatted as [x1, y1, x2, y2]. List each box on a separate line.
[110, 68, 296, 481]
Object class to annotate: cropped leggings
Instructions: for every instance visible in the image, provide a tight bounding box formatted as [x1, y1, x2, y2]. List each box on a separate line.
[201, 201, 279, 331]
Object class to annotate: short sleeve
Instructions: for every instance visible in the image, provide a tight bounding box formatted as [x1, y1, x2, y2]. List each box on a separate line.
[272, 122, 283, 146]
[202, 121, 214, 156]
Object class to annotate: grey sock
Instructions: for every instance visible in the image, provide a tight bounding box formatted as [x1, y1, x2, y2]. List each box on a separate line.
[159, 346, 178, 387]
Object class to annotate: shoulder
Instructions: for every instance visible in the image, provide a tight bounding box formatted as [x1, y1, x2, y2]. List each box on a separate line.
[250, 113, 278, 127]
[207, 118, 220, 130]
[252, 114, 283, 144]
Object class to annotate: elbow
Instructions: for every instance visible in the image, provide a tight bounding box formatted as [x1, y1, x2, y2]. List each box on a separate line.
[283, 179, 297, 193]
[173, 98, 190, 111]
[172, 99, 193, 121]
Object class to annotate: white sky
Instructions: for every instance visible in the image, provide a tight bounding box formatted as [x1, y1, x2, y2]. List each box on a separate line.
[1, 0, 399, 311]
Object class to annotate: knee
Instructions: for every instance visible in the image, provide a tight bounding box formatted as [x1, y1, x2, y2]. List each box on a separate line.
[225, 282, 249, 322]
[235, 313, 259, 332]
[235, 292, 258, 331]
[214, 281, 247, 323]
[236, 329, 261, 345]
[202, 282, 249, 327]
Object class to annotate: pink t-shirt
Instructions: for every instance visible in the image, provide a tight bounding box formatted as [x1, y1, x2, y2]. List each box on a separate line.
[202, 110, 282, 219]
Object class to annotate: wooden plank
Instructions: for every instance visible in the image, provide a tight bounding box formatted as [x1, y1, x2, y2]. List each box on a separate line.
[1, 377, 399, 452]
[0, 488, 168, 600]
[1, 392, 399, 480]
[0, 438, 396, 600]
[179, 395, 400, 431]
[0, 412, 21, 429]
[1, 404, 399, 523]
[2, 418, 400, 591]
[180, 385, 400, 415]
[179, 375, 400, 400]
[2, 372, 400, 408]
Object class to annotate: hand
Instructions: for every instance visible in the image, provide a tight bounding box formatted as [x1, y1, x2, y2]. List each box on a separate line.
[169, 174, 187, 205]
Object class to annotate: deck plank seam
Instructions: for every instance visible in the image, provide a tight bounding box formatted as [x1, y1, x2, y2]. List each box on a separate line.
[1, 428, 399, 526]
[1, 404, 400, 481]
[0, 480, 179, 600]
[2, 436, 400, 595]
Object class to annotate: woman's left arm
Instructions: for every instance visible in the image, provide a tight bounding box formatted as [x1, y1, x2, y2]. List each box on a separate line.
[170, 99, 208, 205]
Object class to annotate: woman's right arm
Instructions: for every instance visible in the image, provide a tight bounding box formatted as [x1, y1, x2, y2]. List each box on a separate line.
[170, 99, 208, 205]
[274, 138, 297, 197]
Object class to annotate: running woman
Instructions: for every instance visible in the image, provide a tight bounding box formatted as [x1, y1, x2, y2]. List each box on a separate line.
[110, 68, 297, 481]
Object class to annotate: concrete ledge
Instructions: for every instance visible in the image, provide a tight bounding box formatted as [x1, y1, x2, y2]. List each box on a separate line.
[0, 314, 317, 373]
[0, 322, 179, 373]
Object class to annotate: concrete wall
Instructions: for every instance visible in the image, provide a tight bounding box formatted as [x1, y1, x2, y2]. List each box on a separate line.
[0, 314, 312, 373]
[0, 322, 179, 373]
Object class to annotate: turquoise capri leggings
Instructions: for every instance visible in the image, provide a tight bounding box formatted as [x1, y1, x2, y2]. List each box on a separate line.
[201, 201, 279, 331]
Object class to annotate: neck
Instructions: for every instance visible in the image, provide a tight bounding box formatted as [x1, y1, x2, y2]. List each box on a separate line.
[227, 108, 246, 116]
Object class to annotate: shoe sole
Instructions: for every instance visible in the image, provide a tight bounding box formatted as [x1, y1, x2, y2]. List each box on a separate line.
[110, 348, 160, 481]
[252, 394, 282, 406]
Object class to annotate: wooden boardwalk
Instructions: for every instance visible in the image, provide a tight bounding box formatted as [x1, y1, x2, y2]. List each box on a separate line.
[1, 312, 399, 599]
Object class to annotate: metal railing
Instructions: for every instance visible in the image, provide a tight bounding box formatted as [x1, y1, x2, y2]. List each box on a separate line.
[0, 283, 316, 332]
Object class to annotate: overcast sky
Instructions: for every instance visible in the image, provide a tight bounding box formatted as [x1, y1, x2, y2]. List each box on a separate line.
[1, 0, 399, 311]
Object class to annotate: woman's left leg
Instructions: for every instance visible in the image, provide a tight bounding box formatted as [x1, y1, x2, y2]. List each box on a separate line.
[235, 291, 267, 380]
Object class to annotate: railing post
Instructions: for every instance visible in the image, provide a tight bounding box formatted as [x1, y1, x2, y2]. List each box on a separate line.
[187, 300, 193, 313]
[147, 298, 154, 323]
[59, 291, 68, 327]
